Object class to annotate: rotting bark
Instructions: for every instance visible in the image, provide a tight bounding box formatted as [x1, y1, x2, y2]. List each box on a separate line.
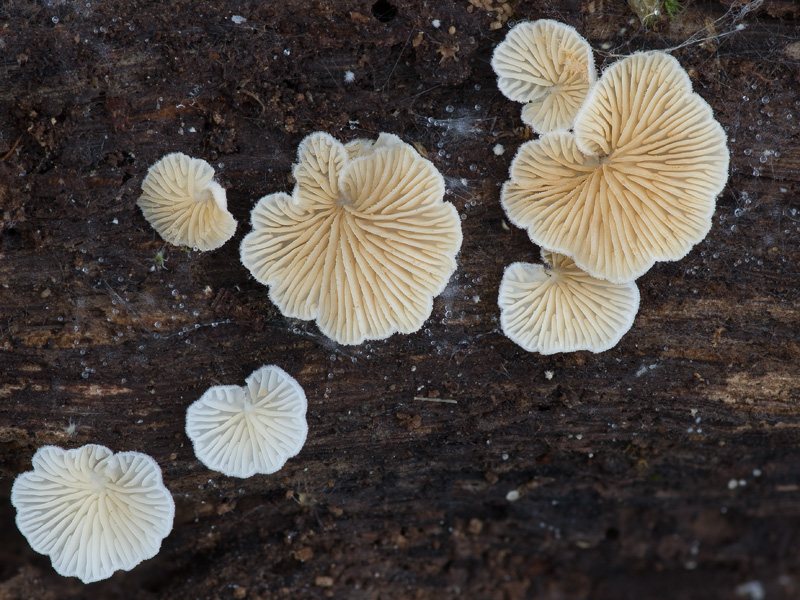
[1, 1, 800, 599]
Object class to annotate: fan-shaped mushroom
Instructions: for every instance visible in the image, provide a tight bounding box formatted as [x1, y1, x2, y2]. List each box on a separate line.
[498, 251, 640, 354]
[138, 153, 237, 251]
[11, 444, 175, 584]
[240, 132, 463, 345]
[491, 19, 596, 133]
[501, 51, 729, 283]
[185, 365, 308, 478]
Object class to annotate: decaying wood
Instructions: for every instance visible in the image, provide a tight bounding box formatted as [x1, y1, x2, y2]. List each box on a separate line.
[1, 1, 799, 598]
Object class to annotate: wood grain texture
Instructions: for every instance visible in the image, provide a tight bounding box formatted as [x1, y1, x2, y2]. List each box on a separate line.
[1, 1, 799, 598]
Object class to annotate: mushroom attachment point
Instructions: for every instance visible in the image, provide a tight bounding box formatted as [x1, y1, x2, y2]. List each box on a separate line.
[137, 152, 237, 251]
[185, 365, 308, 478]
[491, 19, 596, 133]
[11, 444, 175, 584]
[240, 132, 463, 345]
[501, 51, 729, 283]
[498, 251, 640, 354]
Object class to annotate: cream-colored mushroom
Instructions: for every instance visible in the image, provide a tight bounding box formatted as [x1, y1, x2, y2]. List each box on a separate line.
[138, 152, 237, 251]
[185, 365, 308, 478]
[501, 51, 729, 283]
[11, 445, 175, 584]
[498, 251, 640, 354]
[240, 132, 463, 345]
[491, 19, 596, 133]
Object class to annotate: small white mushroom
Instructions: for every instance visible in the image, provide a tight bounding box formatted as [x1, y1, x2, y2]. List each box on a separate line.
[491, 19, 596, 133]
[240, 132, 463, 345]
[11, 444, 175, 584]
[137, 152, 237, 251]
[185, 365, 308, 478]
[498, 251, 640, 354]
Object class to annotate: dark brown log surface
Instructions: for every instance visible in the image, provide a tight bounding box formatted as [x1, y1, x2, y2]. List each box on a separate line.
[1, 1, 799, 598]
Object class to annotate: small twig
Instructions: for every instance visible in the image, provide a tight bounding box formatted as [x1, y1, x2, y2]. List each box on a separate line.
[1, 135, 22, 161]
[413, 396, 457, 404]
[237, 89, 266, 116]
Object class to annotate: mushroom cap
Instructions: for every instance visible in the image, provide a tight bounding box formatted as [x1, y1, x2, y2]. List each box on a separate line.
[137, 152, 237, 251]
[240, 132, 463, 345]
[11, 444, 175, 584]
[498, 250, 640, 354]
[501, 51, 729, 283]
[185, 365, 308, 478]
[491, 19, 596, 133]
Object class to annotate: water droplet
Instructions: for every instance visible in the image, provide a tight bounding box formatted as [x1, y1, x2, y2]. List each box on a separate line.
[445, 105, 454, 113]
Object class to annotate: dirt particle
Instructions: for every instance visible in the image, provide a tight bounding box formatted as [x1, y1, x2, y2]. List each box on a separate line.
[468, 518, 483, 535]
[294, 547, 314, 561]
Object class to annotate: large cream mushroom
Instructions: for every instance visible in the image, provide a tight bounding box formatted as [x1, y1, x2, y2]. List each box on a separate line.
[137, 152, 237, 251]
[240, 132, 463, 345]
[185, 365, 308, 478]
[498, 251, 640, 354]
[11, 445, 175, 584]
[491, 19, 596, 133]
[501, 51, 729, 283]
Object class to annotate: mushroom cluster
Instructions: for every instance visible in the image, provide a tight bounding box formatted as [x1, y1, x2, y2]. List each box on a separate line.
[15, 127, 464, 583]
[493, 20, 729, 353]
[9, 15, 733, 587]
